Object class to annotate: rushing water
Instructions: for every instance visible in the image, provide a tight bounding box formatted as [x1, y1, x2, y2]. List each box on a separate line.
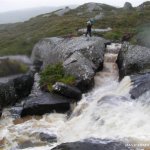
[0, 43, 150, 150]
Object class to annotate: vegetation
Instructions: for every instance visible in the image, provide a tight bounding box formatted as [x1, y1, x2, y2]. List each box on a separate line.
[0, 59, 28, 77]
[0, 2, 149, 56]
[40, 63, 75, 91]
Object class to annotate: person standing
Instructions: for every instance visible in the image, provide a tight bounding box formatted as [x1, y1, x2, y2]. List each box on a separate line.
[86, 20, 92, 37]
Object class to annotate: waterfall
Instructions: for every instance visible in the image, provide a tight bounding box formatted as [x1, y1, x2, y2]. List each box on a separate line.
[0, 43, 150, 150]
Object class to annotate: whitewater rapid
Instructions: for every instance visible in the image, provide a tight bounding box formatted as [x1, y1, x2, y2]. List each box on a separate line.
[0, 43, 150, 150]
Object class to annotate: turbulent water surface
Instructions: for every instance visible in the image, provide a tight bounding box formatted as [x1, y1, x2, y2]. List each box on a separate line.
[0, 43, 150, 150]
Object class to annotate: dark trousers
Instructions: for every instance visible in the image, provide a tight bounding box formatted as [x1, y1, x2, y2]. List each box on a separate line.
[86, 29, 92, 37]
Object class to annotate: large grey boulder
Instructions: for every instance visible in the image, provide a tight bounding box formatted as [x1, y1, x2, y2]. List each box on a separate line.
[31, 37, 63, 68]
[31, 36, 106, 91]
[117, 42, 150, 79]
[63, 52, 96, 91]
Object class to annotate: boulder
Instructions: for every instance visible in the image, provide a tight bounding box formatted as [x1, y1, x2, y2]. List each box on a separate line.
[31, 36, 106, 91]
[21, 92, 70, 117]
[0, 73, 34, 109]
[63, 52, 96, 92]
[39, 133, 57, 143]
[31, 37, 64, 66]
[117, 42, 150, 79]
[52, 82, 82, 100]
[123, 2, 133, 10]
[13, 73, 34, 99]
[9, 105, 23, 118]
[52, 140, 129, 150]
[0, 80, 17, 107]
[130, 73, 150, 99]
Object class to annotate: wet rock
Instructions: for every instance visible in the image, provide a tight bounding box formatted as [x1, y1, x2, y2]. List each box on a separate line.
[18, 140, 35, 149]
[0, 73, 34, 109]
[123, 2, 133, 10]
[17, 140, 45, 149]
[13, 73, 34, 99]
[52, 82, 82, 100]
[0, 80, 17, 107]
[52, 140, 129, 150]
[10, 106, 23, 118]
[117, 42, 150, 79]
[31, 36, 106, 92]
[31, 36, 105, 69]
[39, 133, 57, 143]
[130, 73, 150, 99]
[31, 37, 63, 66]
[63, 52, 96, 92]
[21, 92, 70, 117]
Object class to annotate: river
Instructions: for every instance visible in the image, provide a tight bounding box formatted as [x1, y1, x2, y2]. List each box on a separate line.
[0, 43, 150, 150]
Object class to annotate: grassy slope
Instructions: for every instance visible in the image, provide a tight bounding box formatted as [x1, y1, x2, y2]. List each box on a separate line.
[0, 2, 149, 56]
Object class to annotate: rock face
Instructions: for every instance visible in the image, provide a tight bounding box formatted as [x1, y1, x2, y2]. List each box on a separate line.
[117, 42, 150, 79]
[52, 82, 82, 100]
[130, 73, 150, 99]
[31, 36, 106, 91]
[0, 73, 34, 109]
[123, 2, 133, 10]
[21, 92, 70, 117]
[52, 140, 129, 150]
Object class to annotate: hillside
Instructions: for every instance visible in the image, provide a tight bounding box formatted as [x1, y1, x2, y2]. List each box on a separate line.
[0, 2, 149, 56]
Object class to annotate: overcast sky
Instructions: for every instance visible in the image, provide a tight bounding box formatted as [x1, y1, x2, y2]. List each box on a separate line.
[0, 0, 147, 13]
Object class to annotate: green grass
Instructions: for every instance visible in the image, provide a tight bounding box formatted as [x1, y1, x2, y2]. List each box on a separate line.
[0, 3, 149, 56]
[40, 63, 75, 91]
[0, 59, 29, 77]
